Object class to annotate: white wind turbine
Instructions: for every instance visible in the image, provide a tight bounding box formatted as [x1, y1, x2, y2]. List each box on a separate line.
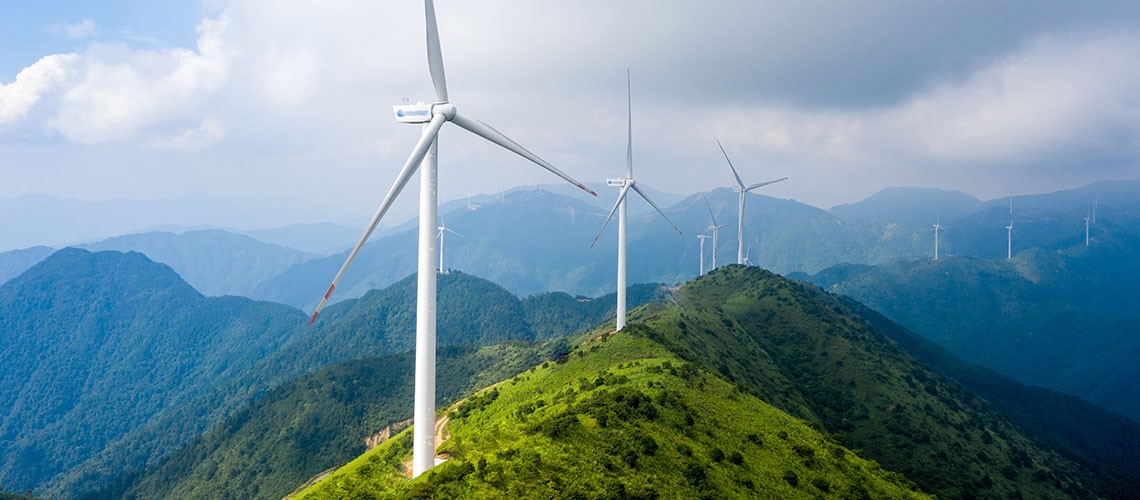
[742, 241, 754, 266]
[702, 195, 730, 270]
[308, 0, 596, 478]
[1084, 212, 1091, 247]
[717, 141, 788, 265]
[437, 221, 461, 274]
[932, 219, 947, 261]
[1006, 192, 1014, 260]
[592, 71, 682, 331]
[696, 234, 710, 276]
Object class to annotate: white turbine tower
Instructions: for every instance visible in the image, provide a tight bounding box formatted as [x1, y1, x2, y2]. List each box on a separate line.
[592, 71, 682, 331]
[717, 141, 787, 265]
[932, 220, 947, 261]
[1084, 213, 1091, 247]
[702, 195, 730, 270]
[437, 222, 461, 274]
[308, 0, 595, 478]
[696, 234, 710, 276]
[1006, 192, 1014, 260]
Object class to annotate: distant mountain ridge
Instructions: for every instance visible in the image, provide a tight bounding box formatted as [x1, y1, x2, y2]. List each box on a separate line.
[829, 186, 983, 227]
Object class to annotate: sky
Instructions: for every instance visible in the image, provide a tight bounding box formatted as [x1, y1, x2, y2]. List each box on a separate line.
[3, 0, 1140, 227]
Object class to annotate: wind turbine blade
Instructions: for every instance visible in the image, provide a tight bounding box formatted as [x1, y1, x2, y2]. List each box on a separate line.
[701, 194, 718, 225]
[591, 184, 632, 247]
[424, 0, 448, 102]
[626, 68, 633, 178]
[309, 113, 447, 324]
[444, 227, 462, 237]
[631, 183, 683, 235]
[744, 177, 788, 191]
[717, 140, 746, 189]
[451, 112, 597, 196]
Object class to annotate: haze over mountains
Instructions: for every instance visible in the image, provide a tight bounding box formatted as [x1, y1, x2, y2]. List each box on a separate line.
[2, 179, 1138, 497]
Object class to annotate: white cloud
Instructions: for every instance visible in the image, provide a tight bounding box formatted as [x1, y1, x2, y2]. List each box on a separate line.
[65, 19, 98, 39]
[0, 53, 78, 125]
[34, 13, 232, 143]
[148, 118, 226, 150]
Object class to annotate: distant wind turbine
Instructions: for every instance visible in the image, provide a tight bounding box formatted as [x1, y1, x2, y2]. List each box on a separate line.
[717, 141, 787, 265]
[743, 241, 754, 266]
[1084, 213, 1091, 247]
[697, 234, 710, 276]
[437, 221, 461, 274]
[702, 195, 730, 270]
[932, 220, 947, 261]
[308, 0, 595, 478]
[592, 71, 682, 331]
[1006, 191, 1014, 260]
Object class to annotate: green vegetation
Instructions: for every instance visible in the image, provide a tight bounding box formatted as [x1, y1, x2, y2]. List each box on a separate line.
[642, 265, 1105, 498]
[299, 331, 929, 499]
[95, 342, 564, 500]
[522, 283, 662, 340]
[800, 250, 1140, 423]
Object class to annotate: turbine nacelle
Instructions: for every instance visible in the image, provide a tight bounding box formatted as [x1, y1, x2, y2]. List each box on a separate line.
[607, 178, 631, 187]
[393, 102, 457, 124]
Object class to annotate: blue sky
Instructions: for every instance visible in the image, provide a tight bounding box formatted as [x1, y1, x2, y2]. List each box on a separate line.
[3, 1, 1140, 227]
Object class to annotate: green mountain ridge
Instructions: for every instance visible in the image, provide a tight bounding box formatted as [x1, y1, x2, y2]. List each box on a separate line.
[0, 248, 659, 497]
[796, 249, 1140, 423]
[297, 266, 1129, 499]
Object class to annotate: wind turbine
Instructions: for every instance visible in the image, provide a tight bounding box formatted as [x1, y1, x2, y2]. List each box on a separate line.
[1084, 212, 1091, 247]
[702, 195, 730, 270]
[696, 234, 710, 276]
[437, 221, 461, 274]
[932, 219, 947, 261]
[591, 71, 682, 331]
[717, 141, 788, 265]
[1006, 191, 1014, 260]
[308, 0, 595, 478]
[743, 241, 754, 266]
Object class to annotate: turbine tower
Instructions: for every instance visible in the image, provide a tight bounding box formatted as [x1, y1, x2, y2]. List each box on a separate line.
[932, 220, 946, 261]
[1006, 192, 1014, 260]
[1085, 213, 1091, 247]
[308, 0, 595, 478]
[702, 195, 729, 270]
[697, 234, 710, 276]
[436, 221, 461, 274]
[717, 141, 787, 265]
[592, 71, 682, 331]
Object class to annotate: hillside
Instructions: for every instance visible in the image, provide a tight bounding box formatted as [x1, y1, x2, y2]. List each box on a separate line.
[299, 266, 1125, 499]
[0, 248, 659, 497]
[94, 342, 567, 500]
[300, 329, 929, 499]
[258, 188, 928, 310]
[0, 249, 306, 496]
[830, 186, 983, 227]
[79, 229, 316, 297]
[799, 249, 1140, 423]
[0, 246, 54, 285]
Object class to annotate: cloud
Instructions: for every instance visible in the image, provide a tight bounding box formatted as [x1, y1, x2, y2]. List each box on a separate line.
[65, 19, 98, 39]
[0, 53, 79, 125]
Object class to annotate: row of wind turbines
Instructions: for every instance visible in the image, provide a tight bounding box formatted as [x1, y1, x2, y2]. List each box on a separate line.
[306, 1, 786, 477]
[931, 193, 1101, 261]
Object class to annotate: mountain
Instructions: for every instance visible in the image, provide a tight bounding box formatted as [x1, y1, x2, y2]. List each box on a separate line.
[239, 222, 361, 255]
[92, 343, 567, 500]
[258, 187, 930, 311]
[77, 229, 317, 297]
[830, 186, 983, 227]
[797, 246, 1140, 424]
[0, 249, 306, 496]
[0, 247, 658, 497]
[301, 330, 929, 499]
[297, 266, 1129, 499]
[0, 194, 339, 251]
[0, 246, 54, 285]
